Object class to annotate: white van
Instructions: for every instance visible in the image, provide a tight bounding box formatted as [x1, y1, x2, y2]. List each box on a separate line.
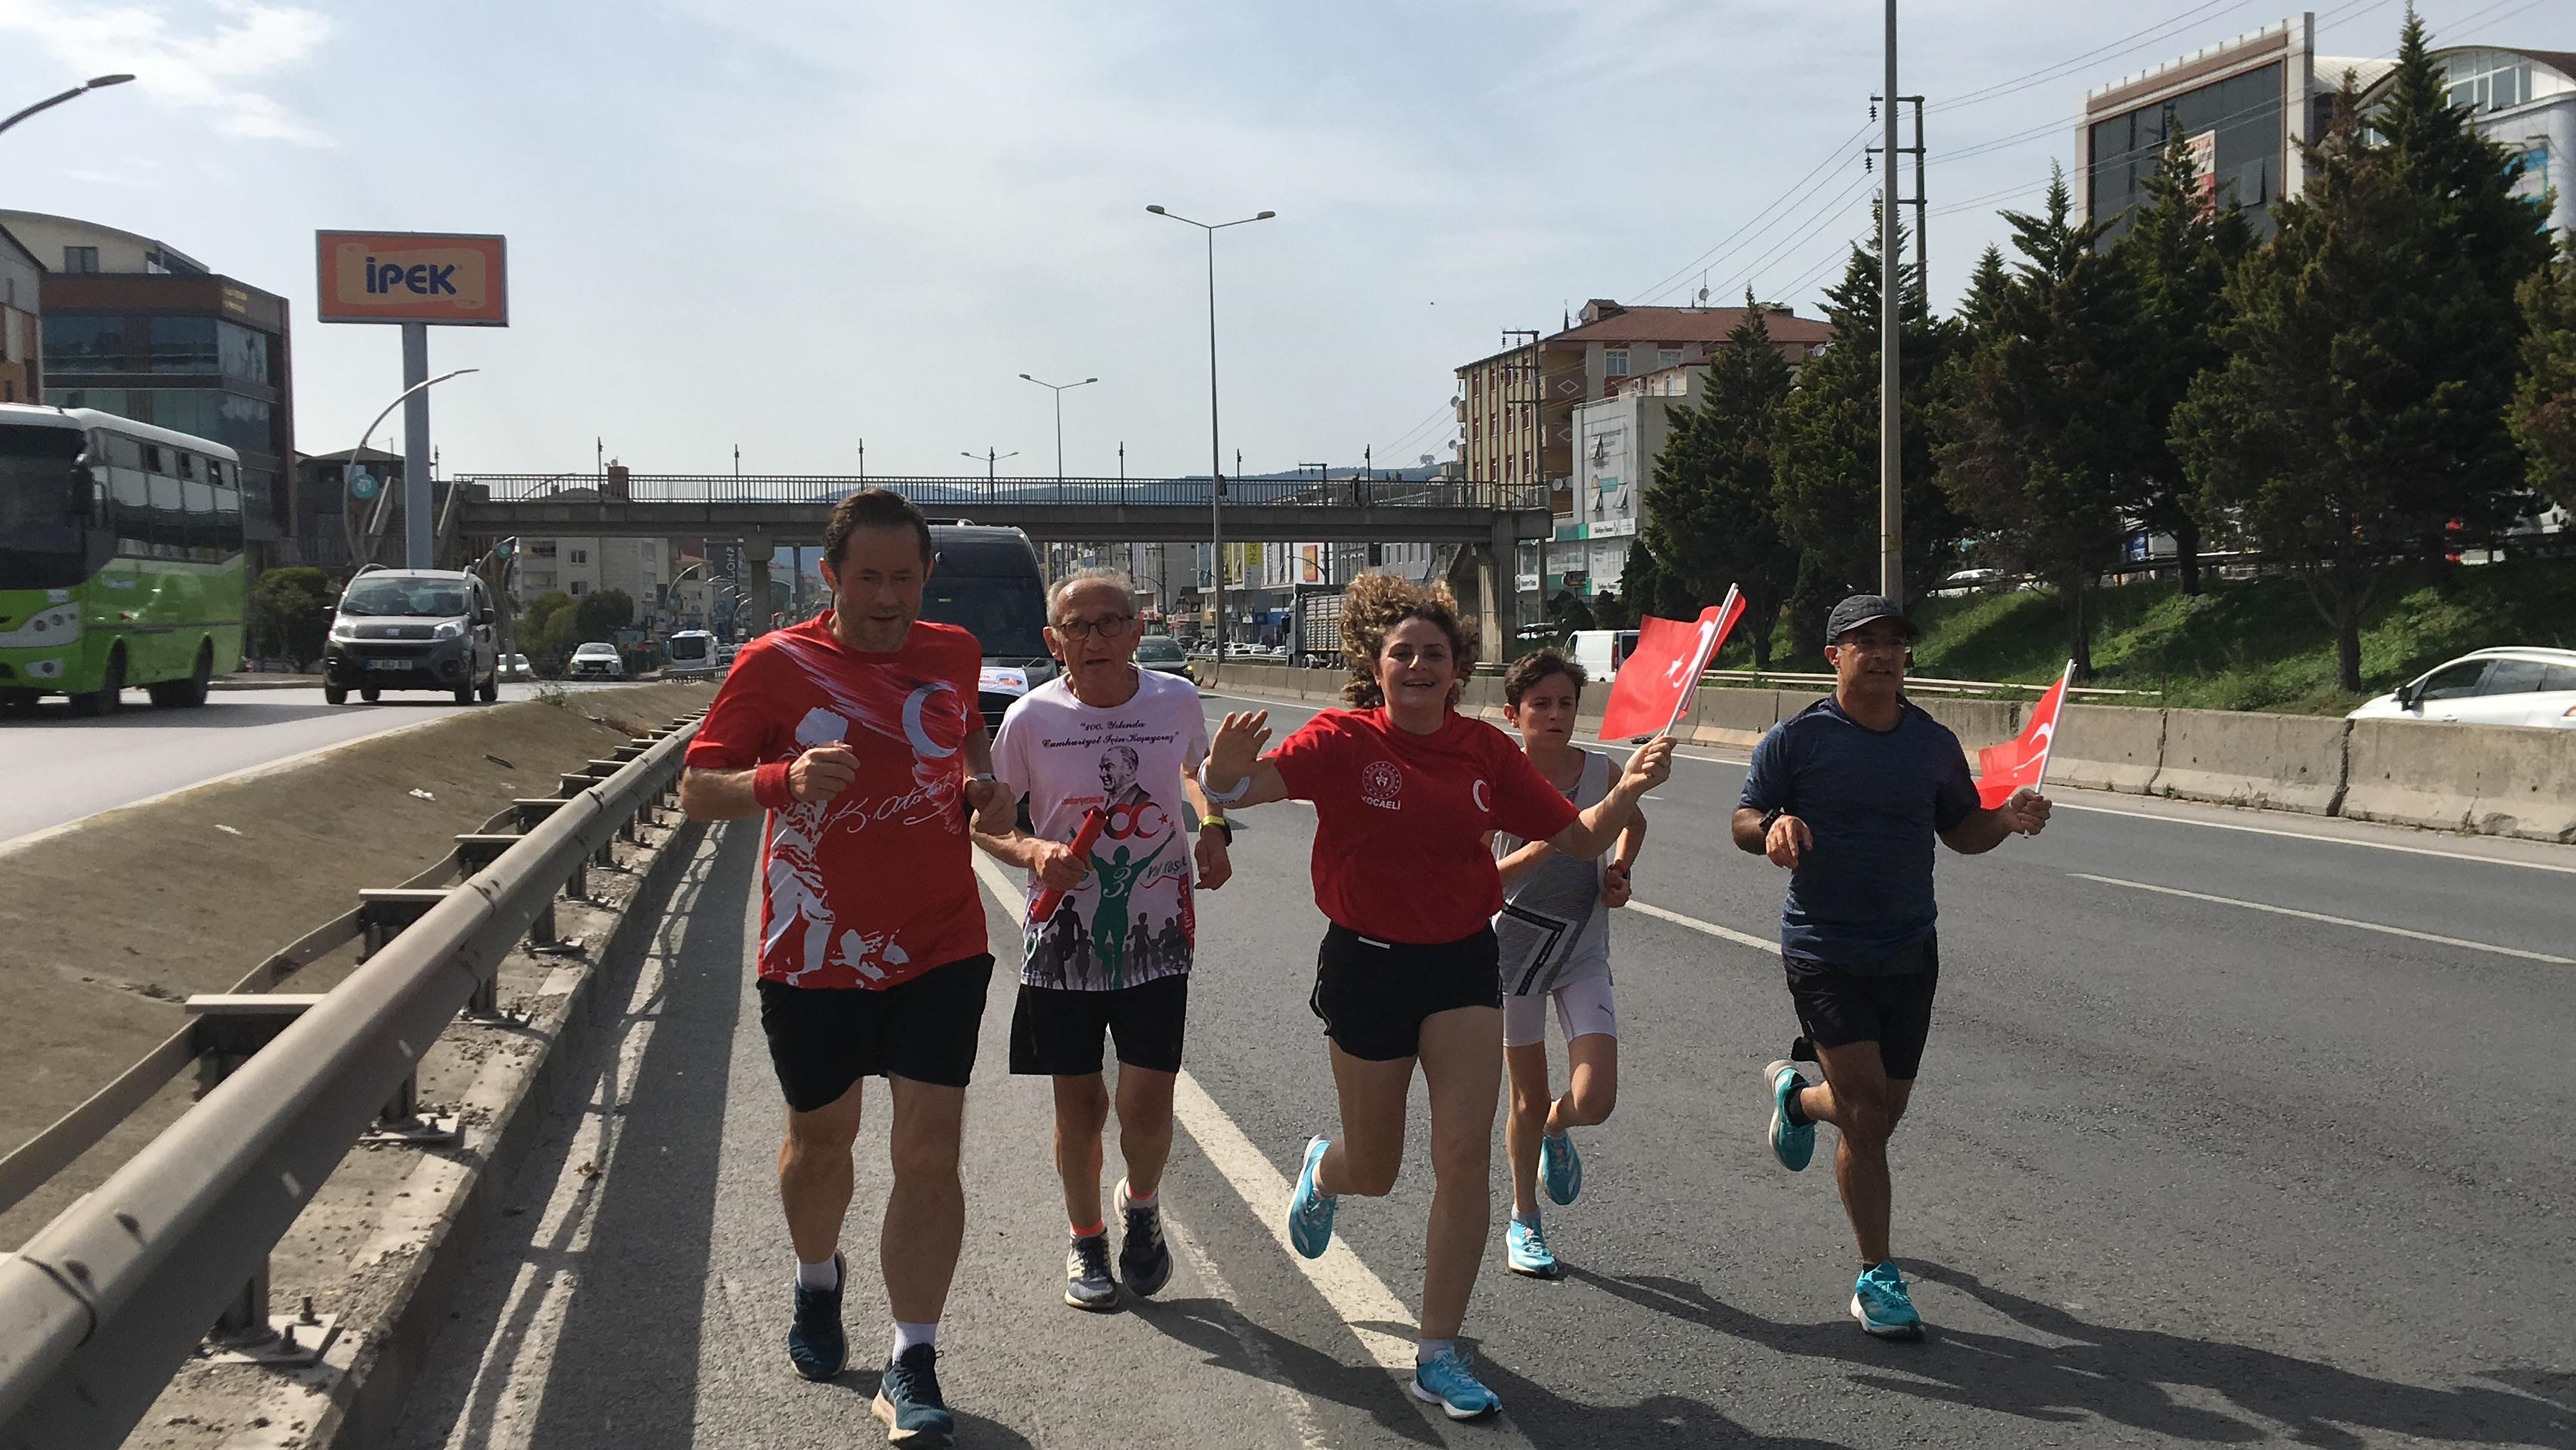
[1568, 629, 1641, 681]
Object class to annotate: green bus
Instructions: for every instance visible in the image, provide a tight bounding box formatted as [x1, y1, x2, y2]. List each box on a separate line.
[0, 403, 246, 715]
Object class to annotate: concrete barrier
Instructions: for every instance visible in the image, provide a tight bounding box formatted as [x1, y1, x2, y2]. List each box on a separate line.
[2341, 718, 2576, 842]
[1306, 668, 1348, 705]
[1920, 699, 2020, 757]
[2050, 703, 2166, 794]
[1690, 687, 1780, 748]
[2156, 708, 2347, 814]
[1462, 676, 1502, 721]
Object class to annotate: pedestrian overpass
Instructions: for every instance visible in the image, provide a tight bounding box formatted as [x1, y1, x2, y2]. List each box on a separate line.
[448, 472, 1552, 643]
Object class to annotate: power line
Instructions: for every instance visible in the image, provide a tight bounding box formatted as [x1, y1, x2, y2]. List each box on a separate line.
[1932, 0, 2255, 113]
[1628, 119, 1874, 305]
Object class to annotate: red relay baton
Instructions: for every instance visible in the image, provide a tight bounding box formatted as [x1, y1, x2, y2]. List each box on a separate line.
[1026, 807, 1106, 923]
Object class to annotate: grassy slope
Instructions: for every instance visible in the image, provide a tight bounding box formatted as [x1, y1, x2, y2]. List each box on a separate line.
[1707, 555, 2576, 714]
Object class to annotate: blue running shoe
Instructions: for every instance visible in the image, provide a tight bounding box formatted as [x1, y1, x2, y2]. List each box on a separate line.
[1851, 1260, 1924, 1340]
[1765, 1060, 1816, 1173]
[1411, 1347, 1502, 1420]
[871, 1343, 956, 1445]
[1505, 1217, 1560, 1279]
[1539, 1130, 1582, 1205]
[784, 1252, 846, 1381]
[1286, 1135, 1338, 1260]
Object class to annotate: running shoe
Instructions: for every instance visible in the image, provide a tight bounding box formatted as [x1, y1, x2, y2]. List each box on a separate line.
[871, 1343, 956, 1445]
[1539, 1129, 1582, 1205]
[1504, 1217, 1560, 1279]
[1117, 1185, 1174, 1298]
[784, 1251, 846, 1381]
[1765, 1060, 1816, 1173]
[1285, 1134, 1338, 1260]
[1850, 1260, 1924, 1340]
[1064, 1231, 1118, 1311]
[1411, 1347, 1502, 1421]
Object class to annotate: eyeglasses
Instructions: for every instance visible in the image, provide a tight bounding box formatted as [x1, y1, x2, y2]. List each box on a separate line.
[1052, 614, 1135, 640]
[1830, 634, 1911, 655]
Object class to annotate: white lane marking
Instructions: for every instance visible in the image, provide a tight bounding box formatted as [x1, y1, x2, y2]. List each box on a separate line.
[1159, 1211, 1334, 1450]
[1625, 899, 1778, 953]
[2052, 800, 2576, 878]
[971, 851, 1536, 1446]
[2066, 872, 2574, 965]
[1206, 690, 2576, 877]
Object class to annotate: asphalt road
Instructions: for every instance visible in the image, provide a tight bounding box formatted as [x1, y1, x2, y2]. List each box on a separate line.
[0, 682, 638, 847]
[388, 690, 2575, 1448]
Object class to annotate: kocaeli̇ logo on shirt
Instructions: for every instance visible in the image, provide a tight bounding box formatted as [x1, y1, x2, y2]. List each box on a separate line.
[1361, 759, 1404, 811]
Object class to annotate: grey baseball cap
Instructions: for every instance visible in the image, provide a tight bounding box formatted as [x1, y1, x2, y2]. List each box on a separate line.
[1826, 594, 1918, 643]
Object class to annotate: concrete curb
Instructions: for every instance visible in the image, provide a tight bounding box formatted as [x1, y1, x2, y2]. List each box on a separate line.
[213, 674, 325, 691]
[301, 811, 708, 1450]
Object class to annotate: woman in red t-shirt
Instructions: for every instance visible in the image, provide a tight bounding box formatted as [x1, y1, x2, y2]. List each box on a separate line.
[1199, 575, 1670, 1419]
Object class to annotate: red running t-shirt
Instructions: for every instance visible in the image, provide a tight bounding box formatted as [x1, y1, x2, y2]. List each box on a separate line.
[1269, 707, 1583, 944]
[685, 614, 987, 989]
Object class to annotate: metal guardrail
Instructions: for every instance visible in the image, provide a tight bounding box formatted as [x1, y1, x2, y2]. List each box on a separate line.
[455, 473, 1549, 512]
[1694, 668, 2158, 699]
[0, 716, 701, 1449]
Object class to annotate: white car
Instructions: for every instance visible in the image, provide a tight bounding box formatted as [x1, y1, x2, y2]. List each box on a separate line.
[498, 652, 534, 681]
[569, 642, 625, 679]
[2347, 647, 2576, 728]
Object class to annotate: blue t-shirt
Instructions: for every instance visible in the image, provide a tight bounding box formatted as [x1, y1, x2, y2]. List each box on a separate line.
[1737, 696, 1980, 968]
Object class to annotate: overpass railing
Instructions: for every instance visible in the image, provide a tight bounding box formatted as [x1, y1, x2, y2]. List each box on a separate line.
[0, 717, 701, 1449]
[456, 474, 1547, 511]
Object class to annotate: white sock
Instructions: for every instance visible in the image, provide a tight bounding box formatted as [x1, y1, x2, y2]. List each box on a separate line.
[1119, 1178, 1158, 1210]
[794, 1256, 839, 1291]
[892, 1320, 938, 1356]
[1416, 1337, 1456, 1365]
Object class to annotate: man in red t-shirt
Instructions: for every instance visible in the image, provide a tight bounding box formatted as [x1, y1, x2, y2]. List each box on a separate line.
[681, 489, 1011, 1445]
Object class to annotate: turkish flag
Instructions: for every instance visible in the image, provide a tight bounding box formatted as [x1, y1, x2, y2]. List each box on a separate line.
[1598, 587, 1746, 740]
[1975, 661, 2072, 808]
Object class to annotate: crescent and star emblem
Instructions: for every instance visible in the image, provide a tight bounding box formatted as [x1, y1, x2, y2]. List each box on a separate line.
[902, 682, 959, 758]
[1668, 619, 1718, 684]
[1471, 779, 1492, 812]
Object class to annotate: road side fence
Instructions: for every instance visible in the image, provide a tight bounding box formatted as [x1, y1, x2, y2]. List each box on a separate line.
[0, 715, 703, 1450]
[456, 473, 1548, 511]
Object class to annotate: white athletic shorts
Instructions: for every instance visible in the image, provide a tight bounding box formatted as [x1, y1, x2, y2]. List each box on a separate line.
[1501, 976, 1618, 1049]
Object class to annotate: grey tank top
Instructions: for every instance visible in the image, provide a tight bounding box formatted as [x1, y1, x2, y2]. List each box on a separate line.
[1493, 750, 1613, 996]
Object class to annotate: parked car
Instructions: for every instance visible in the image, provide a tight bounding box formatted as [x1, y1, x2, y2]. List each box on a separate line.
[1570, 628, 1641, 680]
[320, 568, 501, 706]
[2346, 647, 2576, 728]
[1135, 634, 1194, 682]
[569, 641, 625, 679]
[498, 652, 533, 681]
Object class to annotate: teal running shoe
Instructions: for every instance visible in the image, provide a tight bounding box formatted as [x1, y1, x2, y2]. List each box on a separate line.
[871, 1343, 956, 1445]
[1765, 1060, 1816, 1172]
[1850, 1260, 1924, 1340]
[1285, 1135, 1337, 1260]
[1539, 1129, 1582, 1205]
[1411, 1347, 1502, 1420]
[1504, 1217, 1560, 1279]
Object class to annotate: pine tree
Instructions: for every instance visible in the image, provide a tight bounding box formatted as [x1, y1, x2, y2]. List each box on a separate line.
[2112, 129, 2252, 596]
[1644, 299, 1797, 666]
[1770, 205, 1966, 657]
[2510, 237, 2576, 514]
[1958, 245, 2013, 336]
[2174, 38, 2551, 692]
[1936, 167, 2140, 677]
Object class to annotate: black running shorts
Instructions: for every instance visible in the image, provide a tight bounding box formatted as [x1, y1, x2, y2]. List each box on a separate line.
[756, 955, 996, 1110]
[1781, 934, 1940, 1081]
[1310, 922, 1502, 1062]
[1009, 973, 1191, 1077]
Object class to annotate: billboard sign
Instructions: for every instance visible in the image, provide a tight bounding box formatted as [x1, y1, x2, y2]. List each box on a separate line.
[2185, 130, 2218, 221]
[316, 230, 508, 325]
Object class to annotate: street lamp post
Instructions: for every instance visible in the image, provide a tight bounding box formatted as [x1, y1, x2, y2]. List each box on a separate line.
[1148, 204, 1274, 659]
[0, 74, 135, 141]
[960, 449, 1019, 488]
[1018, 374, 1098, 488]
[344, 368, 480, 569]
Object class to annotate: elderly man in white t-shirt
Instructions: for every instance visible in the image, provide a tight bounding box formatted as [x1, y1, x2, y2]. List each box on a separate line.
[974, 569, 1232, 1312]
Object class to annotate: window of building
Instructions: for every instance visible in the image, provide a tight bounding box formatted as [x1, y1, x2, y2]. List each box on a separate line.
[1658, 347, 1682, 370]
[216, 321, 270, 384]
[149, 316, 218, 372]
[571, 580, 588, 596]
[532, 540, 558, 558]
[642, 541, 656, 560]
[63, 246, 100, 274]
[570, 548, 589, 564]
[42, 314, 125, 369]
[1604, 348, 1628, 377]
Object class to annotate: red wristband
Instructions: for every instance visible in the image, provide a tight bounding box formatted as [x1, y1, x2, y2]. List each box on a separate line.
[753, 760, 795, 812]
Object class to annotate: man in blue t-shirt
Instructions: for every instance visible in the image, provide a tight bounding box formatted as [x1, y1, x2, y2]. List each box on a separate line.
[1732, 594, 2051, 1340]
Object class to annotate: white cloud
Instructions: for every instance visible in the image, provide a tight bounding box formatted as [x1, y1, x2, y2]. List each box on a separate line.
[0, 0, 334, 146]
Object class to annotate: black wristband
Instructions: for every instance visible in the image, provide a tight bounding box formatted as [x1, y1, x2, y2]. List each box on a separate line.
[1760, 807, 1786, 835]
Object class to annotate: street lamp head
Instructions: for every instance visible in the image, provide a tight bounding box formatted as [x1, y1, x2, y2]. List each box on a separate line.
[1145, 205, 1167, 215]
[1083, 377, 1098, 384]
[1255, 211, 1276, 221]
[85, 74, 136, 88]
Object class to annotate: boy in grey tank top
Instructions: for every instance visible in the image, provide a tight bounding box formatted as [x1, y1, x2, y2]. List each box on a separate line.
[1491, 649, 1647, 1279]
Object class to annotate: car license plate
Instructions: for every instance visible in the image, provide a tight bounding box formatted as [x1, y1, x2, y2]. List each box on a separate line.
[364, 659, 414, 671]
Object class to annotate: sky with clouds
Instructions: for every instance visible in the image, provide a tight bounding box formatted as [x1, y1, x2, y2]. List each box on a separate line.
[2, 0, 2569, 481]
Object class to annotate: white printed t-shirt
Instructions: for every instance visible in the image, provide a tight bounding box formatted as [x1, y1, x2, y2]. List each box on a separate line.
[991, 667, 1209, 991]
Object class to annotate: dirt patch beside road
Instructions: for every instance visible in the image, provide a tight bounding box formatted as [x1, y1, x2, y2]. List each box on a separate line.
[0, 680, 713, 1246]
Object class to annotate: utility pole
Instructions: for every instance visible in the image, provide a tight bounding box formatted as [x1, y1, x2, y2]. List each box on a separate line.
[858, 438, 866, 485]
[1503, 326, 1545, 629]
[1877, 0, 1903, 603]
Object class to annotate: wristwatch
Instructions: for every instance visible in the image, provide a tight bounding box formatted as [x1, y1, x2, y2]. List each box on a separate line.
[1200, 815, 1234, 844]
[1759, 806, 1786, 835]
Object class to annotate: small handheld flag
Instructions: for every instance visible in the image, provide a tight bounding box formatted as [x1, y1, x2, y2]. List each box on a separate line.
[1027, 807, 1106, 924]
[1597, 585, 1746, 741]
[1975, 661, 2072, 809]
